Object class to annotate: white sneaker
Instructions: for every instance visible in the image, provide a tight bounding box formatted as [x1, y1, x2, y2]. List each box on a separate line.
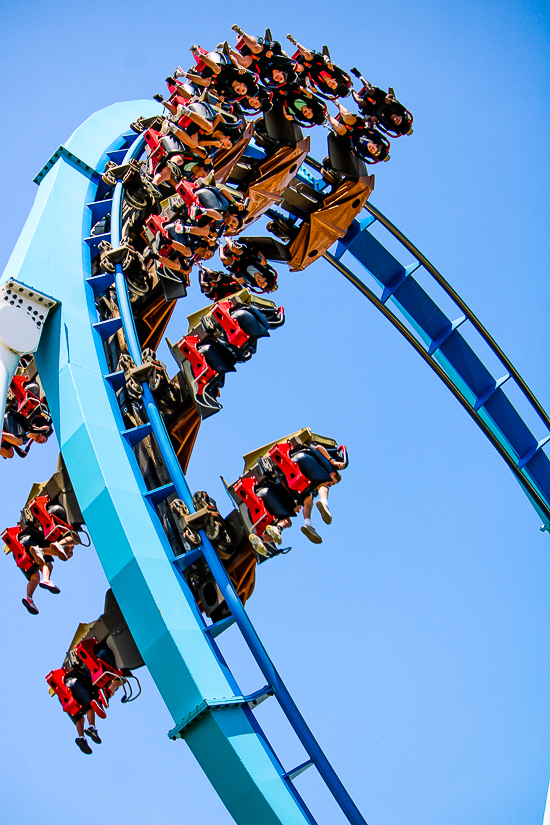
[316, 500, 332, 525]
[301, 524, 322, 544]
[50, 541, 70, 561]
[39, 580, 61, 594]
[265, 524, 282, 545]
[249, 534, 268, 557]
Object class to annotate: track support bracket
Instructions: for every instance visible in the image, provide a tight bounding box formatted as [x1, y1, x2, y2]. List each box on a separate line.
[168, 685, 274, 739]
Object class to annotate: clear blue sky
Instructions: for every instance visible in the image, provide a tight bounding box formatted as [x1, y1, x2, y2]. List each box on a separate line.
[1, 2, 549, 824]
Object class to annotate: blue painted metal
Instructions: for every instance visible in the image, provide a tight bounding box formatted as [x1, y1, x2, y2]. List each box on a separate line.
[334, 216, 377, 259]
[518, 437, 550, 471]
[473, 374, 511, 412]
[171, 548, 203, 569]
[86, 271, 115, 297]
[144, 483, 176, 505]
[168, 685, 274, 740]
[284, 761, 314, 781]
[205, 616, 237, 638]
[105, 148, 128, 165]
[359, 198, 550, 427]
[103, 370, 126, 391]
[92, 317, 122, 341]
[427, 316, 467, 357]
[121, 422, 153, 447]
[84, 231, 111, 256]
[380, 261, 421, 304]
[87, 198, 113, 221]
[33, 144, 98, 185]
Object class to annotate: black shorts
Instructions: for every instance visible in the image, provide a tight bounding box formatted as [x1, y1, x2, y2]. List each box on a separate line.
[23, 554, 54, 581]
[159, 134, 185, 156]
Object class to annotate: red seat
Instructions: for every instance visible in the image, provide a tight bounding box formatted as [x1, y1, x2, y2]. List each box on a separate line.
[74, 637, 123, 690]
[45, 668, 83, 719]
[145, 213, 169, 238]
[212, 301, 250, 349]
[145, 214, 176, 260]
[28, 495, 72, 543]
[143, 127, 167, 174]
[190, 45, 209, 73]
[177, 334, 218, 396]
[268, 442, 311, 496]
[233, 476, 276, 535]
[1, 526, 35, 573]
[165, 80, 194, 118]
[175, 179, 199, 208]
[10, 375, 41, 418]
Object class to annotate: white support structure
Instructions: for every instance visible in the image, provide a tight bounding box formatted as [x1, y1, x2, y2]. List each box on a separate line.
[0, 280, 57, 434]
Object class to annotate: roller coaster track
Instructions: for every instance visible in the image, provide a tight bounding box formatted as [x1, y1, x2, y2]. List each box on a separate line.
[300, 156, 550, 529]
[3, 100, 550, 825]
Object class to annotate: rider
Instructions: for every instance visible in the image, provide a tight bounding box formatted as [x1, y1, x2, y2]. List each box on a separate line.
[352, 72, 413, 137]
[1, 410, 27, 459]
[187, 45, 260, 102]
[1, 406, 51, 459]
[263, 442, 347, 545]
[230, 25, 285, 71]
[287, 34, 351, 99]
[279, 83, 327, 126]
[18, 521, 59, 614]
[327, 102, 390, 163]
[241, 436, 348, 552]
[220, 238, 278, 292]
[18, 518, 78, 614]
[198, 266, 244, 301]
[238, 87, 273, 114]
[300, 443, 347, 543]
[65, 658, 103, 754]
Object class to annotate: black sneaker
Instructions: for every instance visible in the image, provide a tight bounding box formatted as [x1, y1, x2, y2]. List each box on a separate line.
[84, 726, 102, 744]
[75, 737, 92, 754]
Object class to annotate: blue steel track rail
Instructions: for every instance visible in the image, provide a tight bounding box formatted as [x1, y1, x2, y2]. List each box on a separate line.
[106, 129, 369, 825]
